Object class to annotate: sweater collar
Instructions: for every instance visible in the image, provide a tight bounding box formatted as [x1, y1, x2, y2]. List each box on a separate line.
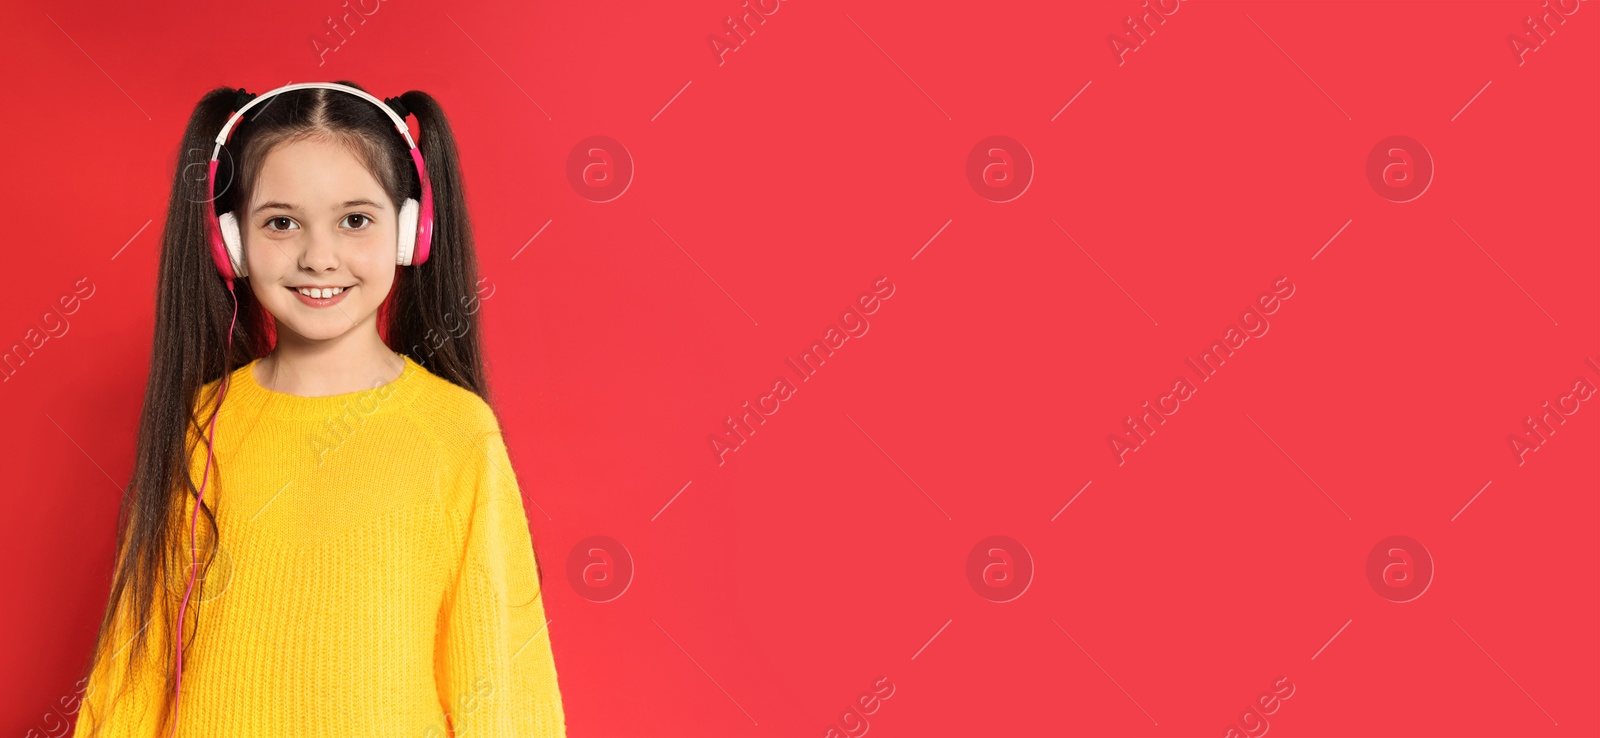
[221, 351, 423, 420]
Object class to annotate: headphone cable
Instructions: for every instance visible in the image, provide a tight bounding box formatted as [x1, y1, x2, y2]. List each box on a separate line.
[171, 279, 236, 737]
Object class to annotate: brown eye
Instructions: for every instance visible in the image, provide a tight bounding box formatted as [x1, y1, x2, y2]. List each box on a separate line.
[265, 216, 297, 232]
[342, 214, 372, 229]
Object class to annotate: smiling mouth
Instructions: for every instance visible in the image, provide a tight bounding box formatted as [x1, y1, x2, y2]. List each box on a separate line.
[289, 286, 349, 298]
[288, 285, 352, 308]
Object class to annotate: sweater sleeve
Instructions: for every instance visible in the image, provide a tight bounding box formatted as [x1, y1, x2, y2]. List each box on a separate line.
[72, 540, 180, 738]
[71, 593, 167, 737]
[74, 421, 213, 738]
[435, 429, 566, 738]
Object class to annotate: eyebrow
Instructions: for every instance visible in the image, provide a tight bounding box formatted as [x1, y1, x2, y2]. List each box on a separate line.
[252, 199, 386, 214]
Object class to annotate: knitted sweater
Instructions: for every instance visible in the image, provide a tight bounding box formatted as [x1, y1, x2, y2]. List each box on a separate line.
[73, 352, 566, 737]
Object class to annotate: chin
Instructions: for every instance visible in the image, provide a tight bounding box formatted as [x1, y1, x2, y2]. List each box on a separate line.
[273, 306, 369, 341]
[280, 323, 358, 343]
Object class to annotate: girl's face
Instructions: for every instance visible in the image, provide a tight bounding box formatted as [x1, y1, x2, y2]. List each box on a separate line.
[243, 136, 398, 344]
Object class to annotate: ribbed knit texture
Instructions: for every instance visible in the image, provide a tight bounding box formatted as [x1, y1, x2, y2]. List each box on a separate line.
[73, 352, 566, 737]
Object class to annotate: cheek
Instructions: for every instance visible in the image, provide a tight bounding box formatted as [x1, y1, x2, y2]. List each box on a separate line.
[356, 226, 401, 268]
[242, 233, 273, 274]
[352, 254, 400, 303]
[347, 228, 400, 275]
[355, 244, 399, 283]
[366, 267, 399, 298]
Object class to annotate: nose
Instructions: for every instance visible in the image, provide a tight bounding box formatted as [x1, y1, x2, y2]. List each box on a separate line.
[297, 225, 341, 273]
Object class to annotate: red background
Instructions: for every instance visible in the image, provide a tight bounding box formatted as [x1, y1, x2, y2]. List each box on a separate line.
[2, 0, 1596, 735]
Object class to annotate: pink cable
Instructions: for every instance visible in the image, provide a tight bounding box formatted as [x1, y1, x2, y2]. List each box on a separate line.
[171, 280, 237, 737]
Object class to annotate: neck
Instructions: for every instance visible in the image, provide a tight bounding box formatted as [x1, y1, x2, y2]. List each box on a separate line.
[255, 330, 405, 398]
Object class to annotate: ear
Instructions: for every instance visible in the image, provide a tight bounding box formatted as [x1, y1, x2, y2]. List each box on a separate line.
[396, 198, 420, 265]
[218, 212, 249, 277]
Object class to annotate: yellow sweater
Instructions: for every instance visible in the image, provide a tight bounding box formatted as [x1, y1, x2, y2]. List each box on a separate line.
[74, 352, 566, 737]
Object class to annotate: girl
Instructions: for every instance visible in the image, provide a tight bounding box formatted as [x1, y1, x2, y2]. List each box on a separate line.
[72, 81, 566, 737]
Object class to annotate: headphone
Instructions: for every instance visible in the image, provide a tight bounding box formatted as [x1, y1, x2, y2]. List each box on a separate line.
[202, 82, 436, 288]
[172, 82, 435, 737]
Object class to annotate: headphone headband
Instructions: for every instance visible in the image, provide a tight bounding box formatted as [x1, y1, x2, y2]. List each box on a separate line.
[210, 82, 418, 161]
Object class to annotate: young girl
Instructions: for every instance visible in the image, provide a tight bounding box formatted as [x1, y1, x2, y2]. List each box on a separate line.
[72, 81, 566, 737]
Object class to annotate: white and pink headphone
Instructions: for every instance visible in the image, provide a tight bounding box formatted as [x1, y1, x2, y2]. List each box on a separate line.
[202, 81, 436, 288]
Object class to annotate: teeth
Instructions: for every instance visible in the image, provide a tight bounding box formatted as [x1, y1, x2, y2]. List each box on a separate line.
[297, 287, 344, 298]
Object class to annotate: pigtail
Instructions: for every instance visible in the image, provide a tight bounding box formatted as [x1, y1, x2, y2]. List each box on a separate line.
[389, 90, 489, 402]
[78, 85, 272, 737]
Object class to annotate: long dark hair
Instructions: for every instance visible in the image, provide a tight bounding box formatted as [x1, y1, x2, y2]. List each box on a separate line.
[78, 81, 489, 734]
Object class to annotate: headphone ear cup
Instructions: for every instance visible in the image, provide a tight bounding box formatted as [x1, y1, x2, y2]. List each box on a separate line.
[218, 212, 249, 278]
[396, 198, 420, 266]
